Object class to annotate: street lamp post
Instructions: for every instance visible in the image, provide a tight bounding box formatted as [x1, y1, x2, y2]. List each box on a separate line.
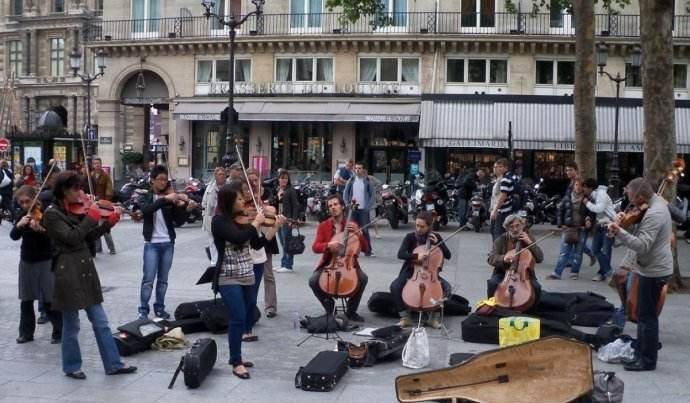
[596, 42, 641, 199]
[201, 0, 264, 166]
[69, 48, 106, 160]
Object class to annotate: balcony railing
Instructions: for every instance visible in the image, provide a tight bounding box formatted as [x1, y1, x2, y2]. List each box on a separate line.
[85, 12, 690, 42]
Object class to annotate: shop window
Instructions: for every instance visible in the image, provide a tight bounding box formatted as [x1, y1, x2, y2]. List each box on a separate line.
[8, 41, 22, 76]
[49, 38, 64, 77]
[359, 57, 419, 83]
[271, 122, 333, 181]
[355, 122, 419, 183]
[535, 60, 574, 86]
[275, 57, 333, 82]
[674, 64, 687, 89]
[625, 63, 642, 88]
[446, 58, 507, 84]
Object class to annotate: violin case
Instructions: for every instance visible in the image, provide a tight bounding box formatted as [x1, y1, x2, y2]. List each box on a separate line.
[168, 338, 217, 389]
[173, 298, 260, 334]
[295, 351, 349, 392]
[396, 336, 593, 403]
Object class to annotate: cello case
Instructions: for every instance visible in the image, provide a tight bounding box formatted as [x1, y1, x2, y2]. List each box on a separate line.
[395, 336, 593, 403]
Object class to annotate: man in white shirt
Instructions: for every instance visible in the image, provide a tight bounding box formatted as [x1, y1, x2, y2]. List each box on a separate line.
[343, 163, 376, 257]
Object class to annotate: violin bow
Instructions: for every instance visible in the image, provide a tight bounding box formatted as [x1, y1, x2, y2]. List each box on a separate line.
[426, 222, 473, 255]
[25, 160, 58, 216]
[234, 143, 262, 212]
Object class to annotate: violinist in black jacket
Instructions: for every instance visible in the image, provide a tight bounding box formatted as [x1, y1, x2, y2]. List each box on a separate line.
[390, 211, 451, 329]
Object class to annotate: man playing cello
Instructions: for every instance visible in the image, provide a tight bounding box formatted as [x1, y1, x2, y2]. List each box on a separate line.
[487, 214, 544, 300]
[390, 211, 451, 329]
[607, 177, 672, 372]
[309, 194, 369, 322]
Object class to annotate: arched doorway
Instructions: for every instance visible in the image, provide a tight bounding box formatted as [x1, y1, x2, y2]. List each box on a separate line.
[118, 70, 171, 170]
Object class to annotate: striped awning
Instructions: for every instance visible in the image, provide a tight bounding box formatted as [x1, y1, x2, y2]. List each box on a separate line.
[420, 99, 690, 153]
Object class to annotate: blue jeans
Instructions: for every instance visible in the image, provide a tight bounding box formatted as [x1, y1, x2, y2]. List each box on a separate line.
[277, 226, 294, 270]
[553, 229, 588, 276]
[249, 263, 264, 332]
[591, 226, 613, 276]
[351, 209, 372, 253]
[61, 304, 124, 374]
[457, 198, 468, 226]
[490, 211, 510, 242]
[636, 275, 669, 367]
[218, 284, 256, 366]
[139, 242, 174, 316]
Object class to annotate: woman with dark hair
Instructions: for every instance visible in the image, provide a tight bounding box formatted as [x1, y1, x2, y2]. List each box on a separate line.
[212, 182, 284, 379]
[42, 171, 136, 380]
[20, 164, 37, 187]
[274, 170, 300, 273]
[10, 185, 62, 344]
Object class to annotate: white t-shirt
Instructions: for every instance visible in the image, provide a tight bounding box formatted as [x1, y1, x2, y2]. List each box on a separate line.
[151, 194, 171, 243]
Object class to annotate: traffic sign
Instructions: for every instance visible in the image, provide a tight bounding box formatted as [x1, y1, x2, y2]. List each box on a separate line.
[0, 137, 10, 152]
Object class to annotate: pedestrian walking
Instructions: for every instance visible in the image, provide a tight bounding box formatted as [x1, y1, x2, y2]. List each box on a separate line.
[343, 162, 377, 256]
[0, 159, 15, 224]
[582, 178, 616, 281]
[274, 170, 300, 273]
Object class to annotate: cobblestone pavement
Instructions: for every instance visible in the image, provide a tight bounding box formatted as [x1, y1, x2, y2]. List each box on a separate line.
[0, 218, 689, 402]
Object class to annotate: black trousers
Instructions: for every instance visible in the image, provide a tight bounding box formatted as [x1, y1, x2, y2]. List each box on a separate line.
[309, 268, 368, 315]
[389, 269, 451, 314]
[19, 300, 62, 339]
[636, 275, 669, 367]
[487, 270, 542, 305]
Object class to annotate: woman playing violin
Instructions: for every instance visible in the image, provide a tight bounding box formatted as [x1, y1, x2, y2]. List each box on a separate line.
[487, 214, 543, 299]
[310, 193, 369, 322]
[390, 211, 451, 329]
[10, 185, 62, 345]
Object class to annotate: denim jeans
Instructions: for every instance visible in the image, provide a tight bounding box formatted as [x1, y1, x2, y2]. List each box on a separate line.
[277, 225, 294, 270]
[591, 226, 613, 276]
[553, 229, 588, 276]
[350, 209, 372, 254]
[249, 263, 264, 332]
[456, 198, 468, 226]
[490, 211, 510, 242]
[139, 242, 174, 316]
[218, 284, 256, 366]
[636, 275, 669, 367]
[61, 304, 124, 374]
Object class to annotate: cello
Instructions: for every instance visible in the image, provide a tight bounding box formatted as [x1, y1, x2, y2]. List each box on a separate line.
[318, 201, 361, 298]
[401, 235, 445, 312]
[493, 238, 536, 312]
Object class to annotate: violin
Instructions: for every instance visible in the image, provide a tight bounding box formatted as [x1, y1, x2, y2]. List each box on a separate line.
[67, 190, 120, 221]
[241, 199, 277, 227]
[494, 235, 537, 312]
[401, 233, 444, 312]
[318, 201, 361, 298]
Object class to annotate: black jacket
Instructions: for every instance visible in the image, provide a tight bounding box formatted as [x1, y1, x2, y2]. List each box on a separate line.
[138, 189, 190, 242]
[10, 210, 53, 262]
[397, 232, 451, 276]
[557, 194, 593, 227]
[277, 186, 300, 220]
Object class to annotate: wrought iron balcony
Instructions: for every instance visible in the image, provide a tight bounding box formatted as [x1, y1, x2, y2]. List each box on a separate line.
[84, 12, 690, 43]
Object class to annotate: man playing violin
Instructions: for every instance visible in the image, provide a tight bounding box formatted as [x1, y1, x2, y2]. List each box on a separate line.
[310, 193, 369, 322]
[607, 177, 672, 372]
[487, 214, 543, 299]
[136, 165, 197, 320]
[390, 211, 451, 328]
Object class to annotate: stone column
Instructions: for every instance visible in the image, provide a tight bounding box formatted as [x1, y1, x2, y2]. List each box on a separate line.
[97, 99, 122, 179]
[28, 97, 37, 133]
[21, 30, 30, 76]
[174, 114, 191, 180]
[31, 29, 39, 77]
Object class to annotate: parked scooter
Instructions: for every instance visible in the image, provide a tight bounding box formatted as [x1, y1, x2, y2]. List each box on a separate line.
[381, 182, 409, 229]
[182, 177, 205, 225]
[467, 187, 489, 232]
[117, 176, 148, 221]
[414, 178, 449, 230]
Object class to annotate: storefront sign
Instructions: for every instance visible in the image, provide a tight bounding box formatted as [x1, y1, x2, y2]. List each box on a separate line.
[363, 115, 418, 123]
[206, 81, 418, 97]
[177, 113, 221, 121]
[407, 150, 421, 162]
[0, 137, 10, 152]
[99, 137, 112, 145]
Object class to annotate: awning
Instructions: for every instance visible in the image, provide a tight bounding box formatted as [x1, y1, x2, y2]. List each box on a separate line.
[420, 99, 690, 153]
[173, 101, 420, 122]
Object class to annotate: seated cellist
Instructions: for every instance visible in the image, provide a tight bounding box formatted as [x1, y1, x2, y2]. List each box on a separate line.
[309, 194, 369, 322]
[487, 214, 543, 300]
[390, 211, 451, 329]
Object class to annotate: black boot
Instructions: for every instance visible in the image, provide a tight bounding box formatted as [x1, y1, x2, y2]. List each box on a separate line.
[18, 301, 35, 342]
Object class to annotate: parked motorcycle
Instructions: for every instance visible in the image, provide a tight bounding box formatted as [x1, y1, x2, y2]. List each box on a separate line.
[117, 176, 148, 221]
[181, 177, 205, 225]
[306, 183, 331, 222]
[381, 182, 409, 229]
[467, 187, 489, 232]
[414, 178, 449, 231]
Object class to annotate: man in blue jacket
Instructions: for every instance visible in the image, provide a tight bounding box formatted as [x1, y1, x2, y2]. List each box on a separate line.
[343, 162, 376, 257]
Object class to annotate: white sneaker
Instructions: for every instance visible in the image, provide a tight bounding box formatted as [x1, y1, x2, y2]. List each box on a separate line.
[272, 266, 282, 272]
[275, 267, 294, 273]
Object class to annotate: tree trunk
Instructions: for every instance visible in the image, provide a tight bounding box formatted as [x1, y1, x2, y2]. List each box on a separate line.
[573, 0, 596, 180]
[639, 0, 682, 289]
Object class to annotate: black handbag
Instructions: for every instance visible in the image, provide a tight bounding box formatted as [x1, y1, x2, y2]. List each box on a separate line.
[285, 227, 306, 255]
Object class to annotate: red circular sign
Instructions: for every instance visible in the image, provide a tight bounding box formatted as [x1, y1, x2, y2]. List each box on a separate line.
[0, 138, 9, 152]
